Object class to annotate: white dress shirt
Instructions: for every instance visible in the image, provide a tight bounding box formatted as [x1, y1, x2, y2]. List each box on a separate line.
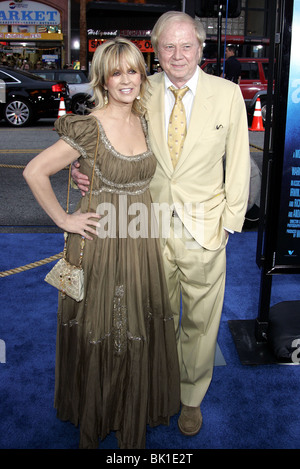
[164, 66, 199, 139]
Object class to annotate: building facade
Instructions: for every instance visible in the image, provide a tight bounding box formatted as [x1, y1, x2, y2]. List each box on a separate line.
[0, 0, 70, 69]
[0, 1, 273, 72]
[70, 0, 273, 73]
[199, 0, 273, 59]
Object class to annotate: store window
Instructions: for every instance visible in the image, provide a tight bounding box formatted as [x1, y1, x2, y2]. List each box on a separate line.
[246, 0, 266, 37]
[247, 10, 265, 36]
[248, 0, 265, 7]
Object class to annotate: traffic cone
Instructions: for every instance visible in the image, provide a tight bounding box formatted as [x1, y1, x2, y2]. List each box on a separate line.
[249, 98, 264, 131]
[57, 97, 66, 118]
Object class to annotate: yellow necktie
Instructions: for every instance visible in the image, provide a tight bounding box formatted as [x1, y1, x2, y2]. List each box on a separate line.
[168, 86, 189, 168]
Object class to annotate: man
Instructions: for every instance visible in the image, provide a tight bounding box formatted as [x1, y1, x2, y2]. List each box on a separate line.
[223, 45, 241, 84]
[72, 11, 250, 437]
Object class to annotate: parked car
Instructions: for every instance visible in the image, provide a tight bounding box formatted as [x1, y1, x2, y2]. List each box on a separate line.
[30, 69, 94, 115]
[0, 66, 70, 127]
[200, 58, 273, 122]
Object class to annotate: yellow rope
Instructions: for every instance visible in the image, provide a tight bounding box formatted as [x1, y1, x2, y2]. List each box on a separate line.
[0, 252, 63, 278]
[0, 163, 26, 169]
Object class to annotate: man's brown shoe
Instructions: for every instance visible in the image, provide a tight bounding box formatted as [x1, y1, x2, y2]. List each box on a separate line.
[178, 405, 202, 436]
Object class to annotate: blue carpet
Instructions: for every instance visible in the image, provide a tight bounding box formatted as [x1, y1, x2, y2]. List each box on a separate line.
[0, 231, 300, 450]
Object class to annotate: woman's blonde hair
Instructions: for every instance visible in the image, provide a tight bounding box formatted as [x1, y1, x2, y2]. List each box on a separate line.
[89, 37, 149, 115]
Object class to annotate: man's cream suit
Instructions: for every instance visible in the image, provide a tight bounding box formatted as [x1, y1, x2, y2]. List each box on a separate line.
[146, 67, 250, 407]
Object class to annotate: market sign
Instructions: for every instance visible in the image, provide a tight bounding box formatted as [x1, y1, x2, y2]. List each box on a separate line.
[0, 1, 60, 25]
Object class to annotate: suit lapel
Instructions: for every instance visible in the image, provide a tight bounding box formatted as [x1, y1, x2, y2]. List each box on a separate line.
[147, 75, 174, 176]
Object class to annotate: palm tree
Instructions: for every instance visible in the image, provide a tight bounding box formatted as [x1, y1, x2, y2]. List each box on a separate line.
[79, 0, 87, 70]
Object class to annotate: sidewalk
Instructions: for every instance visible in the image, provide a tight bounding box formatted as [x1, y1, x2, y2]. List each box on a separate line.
[249, 129, 265, 151]
[249, 129, 265, 174]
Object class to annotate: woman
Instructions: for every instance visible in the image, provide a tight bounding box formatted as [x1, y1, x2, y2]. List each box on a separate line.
[23, 37, 180, 449]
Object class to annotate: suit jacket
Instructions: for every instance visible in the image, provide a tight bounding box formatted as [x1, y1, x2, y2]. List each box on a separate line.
[146, 67, 250, 250]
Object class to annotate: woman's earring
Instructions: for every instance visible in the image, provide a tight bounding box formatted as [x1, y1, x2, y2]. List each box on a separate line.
[136, 95, 140, 100]
[104, 90, 108, 105]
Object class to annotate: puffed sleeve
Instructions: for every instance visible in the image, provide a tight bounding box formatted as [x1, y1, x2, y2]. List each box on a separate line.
[54, 113, 99, 160]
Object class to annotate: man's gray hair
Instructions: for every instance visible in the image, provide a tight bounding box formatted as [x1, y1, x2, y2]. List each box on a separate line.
[151, 11, 206, 56]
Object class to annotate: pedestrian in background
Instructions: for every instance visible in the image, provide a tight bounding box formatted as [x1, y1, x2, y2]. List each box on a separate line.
[223, 44, 241, 84]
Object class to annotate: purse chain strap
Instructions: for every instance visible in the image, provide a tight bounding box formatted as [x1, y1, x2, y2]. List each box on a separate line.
[63, 116, 100, 267]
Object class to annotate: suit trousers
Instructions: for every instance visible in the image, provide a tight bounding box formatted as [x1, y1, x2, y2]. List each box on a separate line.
[162, 216, 227, 407]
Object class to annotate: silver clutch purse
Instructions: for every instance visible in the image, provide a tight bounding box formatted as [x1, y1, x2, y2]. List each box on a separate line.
[44, 118, 99, 302]
[45, 257, 84, 302]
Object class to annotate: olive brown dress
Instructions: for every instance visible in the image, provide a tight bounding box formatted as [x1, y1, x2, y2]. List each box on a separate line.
[53, 114, 180, 449]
